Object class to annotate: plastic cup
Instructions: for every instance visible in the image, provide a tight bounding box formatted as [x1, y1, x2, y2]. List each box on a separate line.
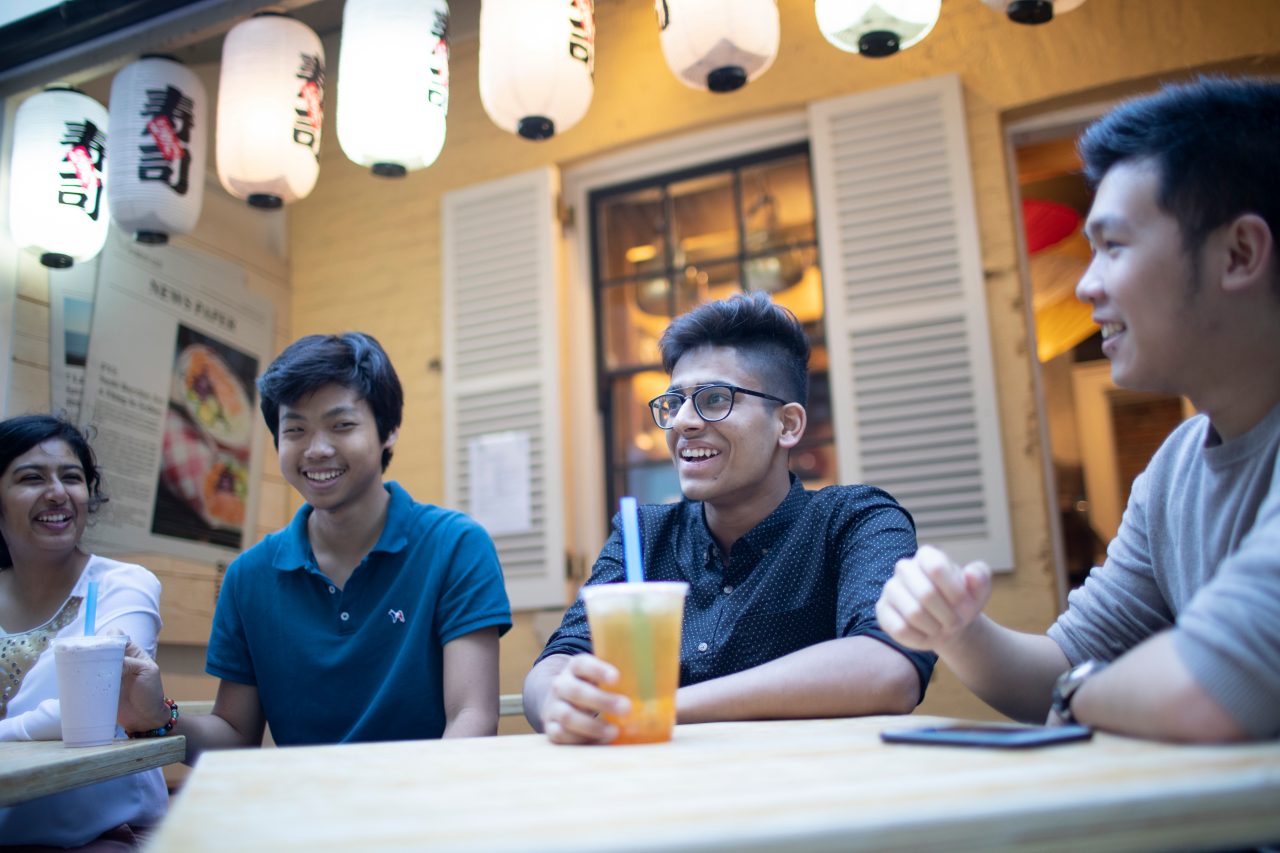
[582, 581, 688, 745]
[53, 635, 126, 747]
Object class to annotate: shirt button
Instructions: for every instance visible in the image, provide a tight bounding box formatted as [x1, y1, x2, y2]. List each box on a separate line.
[340, 612, 350, 621]
[697, 642, 709, 652]
[328, 586, 336, 594]
[723, 585, 734, 594]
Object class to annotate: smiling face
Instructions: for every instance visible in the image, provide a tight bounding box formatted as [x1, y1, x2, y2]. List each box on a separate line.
[664, 345, 802, 513]
[276, 383, 397, 516]
[1077, 160, 1212, 397]
[0, 439, 90, 566]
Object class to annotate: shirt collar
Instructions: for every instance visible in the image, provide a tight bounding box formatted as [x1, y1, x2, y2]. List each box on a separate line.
[689, 473, 808, 562]
[271, 481, 412, 571]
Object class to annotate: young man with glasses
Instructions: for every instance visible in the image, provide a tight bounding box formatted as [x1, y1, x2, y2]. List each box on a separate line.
[524, 292, 934, 744]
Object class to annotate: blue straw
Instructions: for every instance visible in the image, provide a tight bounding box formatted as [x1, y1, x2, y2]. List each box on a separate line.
[620, 497, 645, 584]
[84, 581, 98, 636]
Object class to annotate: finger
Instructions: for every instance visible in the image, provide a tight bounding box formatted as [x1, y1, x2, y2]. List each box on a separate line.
[566, 653, 619, 687]
[962, 561, 994, 606]
[545, 701, 618, 745]
[915, 545, 970, 609]
[552, 668, 630, 718]
[896, 561, 961, 630]
[876, 597, 935, 650]
[880, 578, 944, 639]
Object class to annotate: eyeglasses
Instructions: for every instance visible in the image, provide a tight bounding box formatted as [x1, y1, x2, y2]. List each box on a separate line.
[648, 384, 788, 430]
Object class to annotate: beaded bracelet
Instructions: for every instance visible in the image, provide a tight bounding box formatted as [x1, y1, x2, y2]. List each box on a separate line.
[128, 698, 179, 738]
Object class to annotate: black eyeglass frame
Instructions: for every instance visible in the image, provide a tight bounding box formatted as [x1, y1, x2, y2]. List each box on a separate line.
[647, 384, 790, 430]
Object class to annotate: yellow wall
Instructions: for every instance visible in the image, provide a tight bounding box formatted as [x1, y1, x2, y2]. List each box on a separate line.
[288, 0, 1280, 723]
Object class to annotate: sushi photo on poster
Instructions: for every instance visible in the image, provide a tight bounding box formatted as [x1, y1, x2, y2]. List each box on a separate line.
[152, 325, 258, 549]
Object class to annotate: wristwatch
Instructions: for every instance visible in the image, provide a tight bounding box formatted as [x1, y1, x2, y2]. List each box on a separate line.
[1049, 659, 1107, 726]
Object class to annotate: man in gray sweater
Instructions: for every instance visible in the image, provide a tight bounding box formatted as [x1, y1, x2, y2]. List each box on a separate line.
[875, 76, 1280, 742]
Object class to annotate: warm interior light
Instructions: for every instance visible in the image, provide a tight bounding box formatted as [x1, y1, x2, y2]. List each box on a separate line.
[625, 244, 658, 264]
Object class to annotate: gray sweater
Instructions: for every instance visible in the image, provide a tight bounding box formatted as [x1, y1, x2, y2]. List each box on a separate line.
[1048, 401, 1280, 738]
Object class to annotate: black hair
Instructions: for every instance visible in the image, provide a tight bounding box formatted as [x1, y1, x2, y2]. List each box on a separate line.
[0, 414, 106, 568]
[257, 332, 404, 471]
[1079, 76, 1280, 291]
[659, 291, 810, 406]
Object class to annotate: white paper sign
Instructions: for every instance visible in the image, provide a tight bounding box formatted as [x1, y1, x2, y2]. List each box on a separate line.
[79, 229, 272, 563]
[48, 256, 98, 422]
[467, 431, 533, 537]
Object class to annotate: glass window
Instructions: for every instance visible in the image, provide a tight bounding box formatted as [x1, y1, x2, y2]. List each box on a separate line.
[591, 144, 835, 514]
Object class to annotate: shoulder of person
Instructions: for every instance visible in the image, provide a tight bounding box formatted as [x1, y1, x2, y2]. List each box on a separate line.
[808, 481, 905, 511]
[85, 554, 161, 595]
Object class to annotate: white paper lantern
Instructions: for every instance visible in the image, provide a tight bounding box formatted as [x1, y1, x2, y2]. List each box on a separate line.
[107, 56, 207, 243]
[983, 0, 1085, 24]
[479, 0, 595, 140]
[815, 0, 941, 57]
[217, 12, 325, 208]
[7, 87, 109, 268]
[339, 0, 450, 176]
[655, 0, 779, 92]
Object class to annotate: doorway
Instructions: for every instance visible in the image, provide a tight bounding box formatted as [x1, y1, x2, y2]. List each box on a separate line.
[1010, 114, 1191, 598]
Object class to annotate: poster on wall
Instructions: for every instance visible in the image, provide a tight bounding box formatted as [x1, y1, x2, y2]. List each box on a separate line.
[79, 229, 273, 563]
[48, 256, 98, 422]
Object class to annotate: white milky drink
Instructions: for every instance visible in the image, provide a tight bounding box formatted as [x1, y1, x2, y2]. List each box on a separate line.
[53, 635, 127, 747]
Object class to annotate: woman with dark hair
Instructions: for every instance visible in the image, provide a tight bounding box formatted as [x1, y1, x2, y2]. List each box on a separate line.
[0, 414, 167, 848]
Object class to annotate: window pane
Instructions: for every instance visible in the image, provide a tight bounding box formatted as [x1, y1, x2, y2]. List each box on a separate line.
[744, 246, 822, 326]
[671, 172, 737, 266]
[742, 154, 815, 253]
[597, 187, 666, 280]
[610, 371, 672, 467]
[675, 259, 741, 316]
[601, 280, 671, 370]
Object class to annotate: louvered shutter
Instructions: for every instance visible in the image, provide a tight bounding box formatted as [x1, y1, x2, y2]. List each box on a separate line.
[442, 167, 566, 608]
[809, 75, 1014, 569]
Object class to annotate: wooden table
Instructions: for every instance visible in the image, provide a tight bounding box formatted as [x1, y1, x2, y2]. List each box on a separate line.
[0, 736, 185, 807]
[148, 717, 1280, 851]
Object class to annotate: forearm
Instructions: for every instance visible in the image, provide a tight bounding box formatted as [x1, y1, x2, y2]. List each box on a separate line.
[936, 616, 1070, 723]
[172, 710, 261, 765]
[522, 655, 569, 732]
[1071, 631, 1246, 742]
[443, 705, 498, 738]
[676, 637, 920, 724]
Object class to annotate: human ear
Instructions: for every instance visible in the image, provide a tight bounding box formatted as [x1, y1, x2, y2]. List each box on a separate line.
[777, 403, 806, 449]
[1220, 213, 1274, 294]
[383, 428, 400, 450]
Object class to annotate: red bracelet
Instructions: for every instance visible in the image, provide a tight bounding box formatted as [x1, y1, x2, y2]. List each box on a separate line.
[128, 698, 179, 738]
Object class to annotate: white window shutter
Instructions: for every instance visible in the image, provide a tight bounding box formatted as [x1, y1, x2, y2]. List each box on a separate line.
[442, 167, 566, 608]
[809, 74, 1014, 569]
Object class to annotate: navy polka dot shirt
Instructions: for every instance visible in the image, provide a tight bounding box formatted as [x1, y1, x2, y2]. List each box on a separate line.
[538, 475, 936, 699]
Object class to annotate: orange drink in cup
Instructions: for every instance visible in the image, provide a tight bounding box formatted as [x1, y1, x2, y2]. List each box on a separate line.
[582, 581, 687, 745]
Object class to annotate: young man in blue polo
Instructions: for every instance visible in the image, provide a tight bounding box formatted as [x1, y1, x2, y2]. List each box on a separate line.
[122, 333, 511, 756]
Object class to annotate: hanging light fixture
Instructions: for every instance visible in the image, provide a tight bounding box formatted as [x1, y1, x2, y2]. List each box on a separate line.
[107, 55, 207, 244]
[216, 11, 324, 208]
[656, 0, 780, 93]
[815, 0, 941, 57]
[479, 0, 595, 140]
[7, 86, 109, 268]
[983, 0, 1086, 24]
[338, 0, 451, 177]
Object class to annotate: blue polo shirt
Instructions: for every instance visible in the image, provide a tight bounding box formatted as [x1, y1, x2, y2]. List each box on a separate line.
[206, 481, 512, 745]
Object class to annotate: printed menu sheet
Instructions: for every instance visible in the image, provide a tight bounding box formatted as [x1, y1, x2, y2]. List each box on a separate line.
[48, 256, 98, 422]
[79, 229, 273, 563]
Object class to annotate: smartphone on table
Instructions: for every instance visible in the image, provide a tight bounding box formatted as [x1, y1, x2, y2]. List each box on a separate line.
[880, 723, 1093, 749]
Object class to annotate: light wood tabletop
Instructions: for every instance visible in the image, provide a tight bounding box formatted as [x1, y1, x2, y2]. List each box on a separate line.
[148, 716, 1280, 852]
[0, 736, 185, 807]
